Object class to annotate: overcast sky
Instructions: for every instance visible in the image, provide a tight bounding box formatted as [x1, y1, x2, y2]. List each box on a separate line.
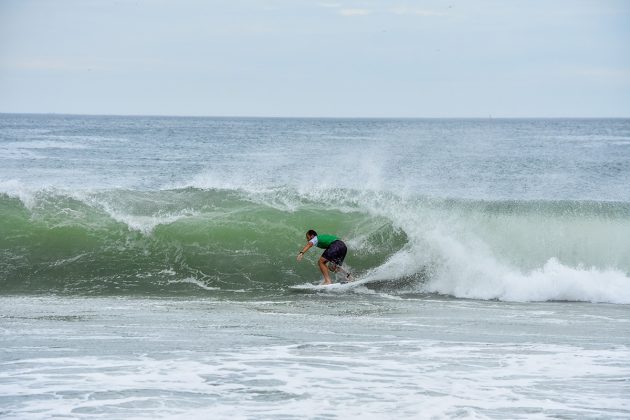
[0, 0, 629, 117]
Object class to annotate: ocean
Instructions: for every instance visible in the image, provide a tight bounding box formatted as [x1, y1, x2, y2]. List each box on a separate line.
[1, 114, 629, 418]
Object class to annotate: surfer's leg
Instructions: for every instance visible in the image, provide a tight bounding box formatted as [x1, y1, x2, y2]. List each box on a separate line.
[318, 257, 333, 285]
[328, 262, 353, 282]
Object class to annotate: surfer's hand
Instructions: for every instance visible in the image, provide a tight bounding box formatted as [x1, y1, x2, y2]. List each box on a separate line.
[297, 252, 303, 262]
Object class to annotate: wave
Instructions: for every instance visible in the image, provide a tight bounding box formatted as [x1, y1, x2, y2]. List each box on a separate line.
[1, 186, 629, 303]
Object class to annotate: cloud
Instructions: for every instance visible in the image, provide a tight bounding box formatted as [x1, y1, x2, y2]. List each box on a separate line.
[329, 5, 444, 18]
[4, 58, 84, 71]
[389, 7, 445, 17]
[318, 2, 342, 8]
[577, 67, 630, 84]
[339, 8, 372, 16]
[0, 57, 158, 73]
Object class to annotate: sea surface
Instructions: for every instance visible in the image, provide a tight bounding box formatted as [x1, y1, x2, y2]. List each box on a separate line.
[1, 114, 629, 418]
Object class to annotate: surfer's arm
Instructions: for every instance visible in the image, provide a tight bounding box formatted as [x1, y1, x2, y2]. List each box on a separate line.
[297, 242, 313, 261]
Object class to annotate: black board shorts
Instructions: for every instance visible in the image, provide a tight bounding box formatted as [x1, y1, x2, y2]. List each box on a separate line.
[321, 240, 347, 265]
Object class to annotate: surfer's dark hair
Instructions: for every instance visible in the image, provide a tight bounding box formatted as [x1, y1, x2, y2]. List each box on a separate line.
[306, 229, 317, 237]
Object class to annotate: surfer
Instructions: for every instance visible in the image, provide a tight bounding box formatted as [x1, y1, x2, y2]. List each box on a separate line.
[297, 229, 350, 285]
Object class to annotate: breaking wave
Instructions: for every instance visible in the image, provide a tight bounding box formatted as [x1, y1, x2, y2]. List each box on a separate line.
[1, 185, 629, 303]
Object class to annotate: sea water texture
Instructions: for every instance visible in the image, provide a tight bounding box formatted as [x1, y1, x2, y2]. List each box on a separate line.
[1, 114, 630, 418]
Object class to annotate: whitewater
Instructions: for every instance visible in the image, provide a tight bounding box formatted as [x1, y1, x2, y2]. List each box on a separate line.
[1, 114, 629, 418]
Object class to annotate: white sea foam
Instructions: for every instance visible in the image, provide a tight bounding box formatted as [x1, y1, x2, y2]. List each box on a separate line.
[71, 192, 199, 235]
[102, 210, 194, 235]
[423, 254, 630, 303]
[3, 140, 90, 149]
[169, 169, 278, 195]
[2, 341, 628, 419]
[0, 179, 40, 209]
[435, 223, 629, 304]
[168, 277, 220, 291]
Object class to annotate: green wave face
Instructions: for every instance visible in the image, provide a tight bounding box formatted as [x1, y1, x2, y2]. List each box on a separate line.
[2, 188, 630, 299]
[0, 189, 404, 295]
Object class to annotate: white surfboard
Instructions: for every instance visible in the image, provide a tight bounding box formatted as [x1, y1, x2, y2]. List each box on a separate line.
[288, 276, 372, 292]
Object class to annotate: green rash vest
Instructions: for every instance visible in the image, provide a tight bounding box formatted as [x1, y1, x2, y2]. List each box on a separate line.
[314, 234, 338, 249]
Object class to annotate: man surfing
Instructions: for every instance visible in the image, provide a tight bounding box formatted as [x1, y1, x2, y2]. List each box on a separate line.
[297, 229, 352, 285]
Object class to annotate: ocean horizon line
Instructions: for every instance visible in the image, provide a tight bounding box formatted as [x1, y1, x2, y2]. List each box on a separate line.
[1, 112, 628, 120]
